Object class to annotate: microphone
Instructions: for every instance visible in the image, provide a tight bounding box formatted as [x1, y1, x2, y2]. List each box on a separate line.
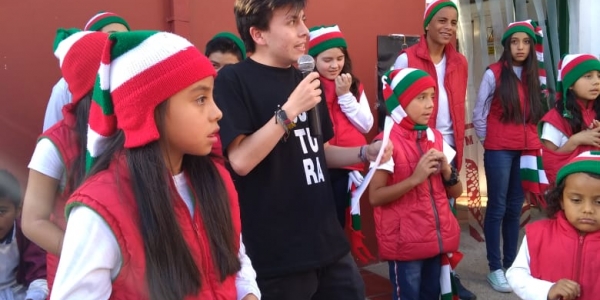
[297, 55, 321, 136]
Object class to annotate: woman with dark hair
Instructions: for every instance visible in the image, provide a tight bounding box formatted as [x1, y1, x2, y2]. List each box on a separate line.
[50, 31, 259, 300]
[21, 29, 108, 291]
[473, 20, 547, 293]
[308, 24, 374, 263]
[538, 54, 600, 185]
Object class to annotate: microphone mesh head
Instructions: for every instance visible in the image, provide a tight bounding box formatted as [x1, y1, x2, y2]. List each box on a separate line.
[297, 55, 315, 73]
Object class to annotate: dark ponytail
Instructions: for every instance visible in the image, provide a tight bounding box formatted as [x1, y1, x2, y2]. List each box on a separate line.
[67, 93, 92, 192]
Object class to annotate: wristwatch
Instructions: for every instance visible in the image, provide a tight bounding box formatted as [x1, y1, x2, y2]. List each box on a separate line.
[275, 108, 296, 132]
[443, 166, 459, 186]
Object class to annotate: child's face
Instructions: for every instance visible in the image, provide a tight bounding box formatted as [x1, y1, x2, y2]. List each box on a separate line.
[208, 51, 240, 72]
[561, 173, 600, 233]
[258, 6, 308, 66]
[425, 7, 458, 45]
[161, 76, 222, 157]
[315, 48, 345, 80]
[571, 70, 600, 101]
[509, 32, 531, 66]
[405, 87, 435, 125]
[0, 198, 19, 239]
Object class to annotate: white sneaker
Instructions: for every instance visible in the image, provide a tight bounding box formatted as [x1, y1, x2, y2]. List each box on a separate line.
[487, 269, 512, 293]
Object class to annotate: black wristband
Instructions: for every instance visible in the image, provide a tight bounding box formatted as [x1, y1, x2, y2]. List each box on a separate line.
[443, 166, 459, 186]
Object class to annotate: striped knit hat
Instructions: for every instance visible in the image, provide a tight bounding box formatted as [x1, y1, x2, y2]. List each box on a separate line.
[501, 20, 536, 45]
[210, 32, 247, 60]
[556, 151, 600, 184]
[556, 54, 600, 116]
[423, 0, 458, 30]
[308, 25, 347, 57]
[53, 29, 108, 109]
[86, 31, 216, 171]
[84, 11, 130, 32]
[381, 68, 436, 130]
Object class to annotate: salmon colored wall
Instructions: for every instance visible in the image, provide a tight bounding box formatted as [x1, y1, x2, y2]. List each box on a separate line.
[0, 0, 423, 263]
[0, 0, 168, 184]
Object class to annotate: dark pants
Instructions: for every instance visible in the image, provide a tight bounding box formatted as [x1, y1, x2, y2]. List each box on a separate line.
[329, 168, 351, 228]
[388, 255, 442, 300]
[257, 252, 365, 300]
[483, 150, 524, 271]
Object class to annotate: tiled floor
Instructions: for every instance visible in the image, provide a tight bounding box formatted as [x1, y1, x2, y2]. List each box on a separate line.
[361, 268, 392, 300]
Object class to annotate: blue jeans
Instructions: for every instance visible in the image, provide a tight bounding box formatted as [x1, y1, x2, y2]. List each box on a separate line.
[483, 150, 524, 271]
[388, 256, 441, 300]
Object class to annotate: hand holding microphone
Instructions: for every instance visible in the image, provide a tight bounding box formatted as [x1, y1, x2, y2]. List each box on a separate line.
[282, 55, 322, 136]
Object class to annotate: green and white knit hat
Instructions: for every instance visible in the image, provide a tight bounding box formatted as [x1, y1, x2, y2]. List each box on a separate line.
[210, 31, 247, 60]
[556, 54, 600, 114]
[86, 31, 216, 171]
[84, 11, 130, 32]
[556, 151, 600, 184]
[381, 68, 436, 129]
[308, 25, 347, 57]
[423, 0, 458, 30]
[53, 29, 108, 108]
[501, 20, 536, 44]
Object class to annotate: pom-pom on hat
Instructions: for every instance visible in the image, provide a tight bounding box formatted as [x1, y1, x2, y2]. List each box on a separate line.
[84, 11, 130, 32]
[556, 151, 600, 184]
[53, 28, 108, 109]
[86, 31, 216, 171]
[308, 25, 347, 57]
[423, 0, 458, 31]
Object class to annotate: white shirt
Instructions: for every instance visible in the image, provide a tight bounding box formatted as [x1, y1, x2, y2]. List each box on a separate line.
[506, 237, 555, 300]
[27, 138, 65, 190]
[51, 173, 261, 300]
[472, 66, 523, 142]
[337, 90, 374, 134]
[393, 53, 455, 146]
[540, 122, 569, 147]
[43, 78, 72, 132]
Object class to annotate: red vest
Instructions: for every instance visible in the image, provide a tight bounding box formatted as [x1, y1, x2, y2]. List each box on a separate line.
[403, 36, 467, 171]
[322, 80, 367, 171]
[483, 62, 541, 151]
[526, 211, 600, 299]
[374, 126, 460, 261]
[38, 112, 80, 291]
[539, 105, 598, 184]
[66, 157, 241, 299]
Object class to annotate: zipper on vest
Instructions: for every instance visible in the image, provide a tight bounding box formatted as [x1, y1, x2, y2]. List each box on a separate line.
[523, 93, 529, 149]
[574, 235, 584, 283]
[416, 131, 444, 252]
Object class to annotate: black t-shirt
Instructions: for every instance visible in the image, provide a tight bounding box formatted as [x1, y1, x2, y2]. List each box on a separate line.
[214, 59, 350, 278]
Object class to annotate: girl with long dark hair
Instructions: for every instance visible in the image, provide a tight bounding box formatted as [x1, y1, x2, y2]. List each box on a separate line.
[308, 25, 374, 262]
[21, 29, 108, 291]
[538, 54, 600, 185]
[472, 20, 546, 293]
[50, 31, 259, 300]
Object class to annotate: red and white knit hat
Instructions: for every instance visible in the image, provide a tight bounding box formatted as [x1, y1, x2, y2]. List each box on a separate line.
[86, 31, 216, 171]
[423, 0, 458, 30]
[84, 11, 130, 32]
[308, 25, 347, 57]
[53, 29, 108, 107]
[557, 54, 600, 100]
[556, 151, 600, 184]
[381, 67, 436, 126]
